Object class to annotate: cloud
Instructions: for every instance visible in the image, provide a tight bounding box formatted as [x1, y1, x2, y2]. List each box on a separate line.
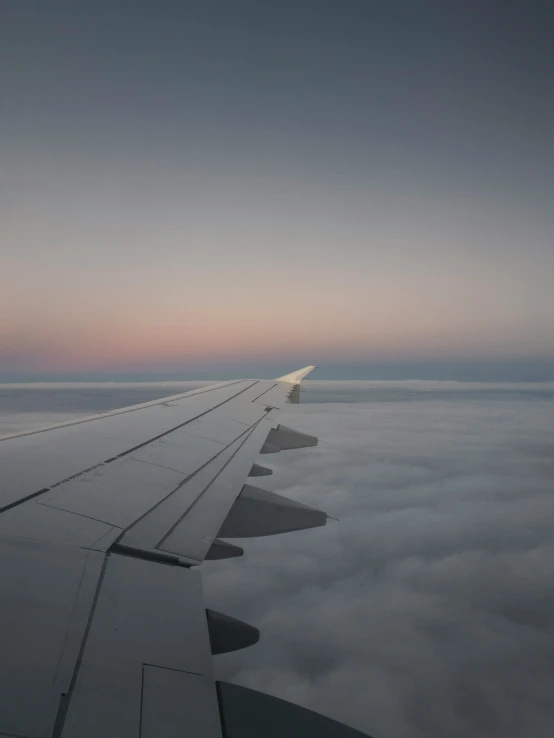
[202, 388, 554, 738]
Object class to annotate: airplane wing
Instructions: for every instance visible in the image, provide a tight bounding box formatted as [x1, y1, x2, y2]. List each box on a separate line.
[0, 366, 371, 738]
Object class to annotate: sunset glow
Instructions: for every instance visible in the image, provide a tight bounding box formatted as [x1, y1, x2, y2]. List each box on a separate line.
[2, 3, 553, 379]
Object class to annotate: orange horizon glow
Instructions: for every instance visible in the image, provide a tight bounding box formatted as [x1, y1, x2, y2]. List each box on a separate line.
[2, 155, 553, 376]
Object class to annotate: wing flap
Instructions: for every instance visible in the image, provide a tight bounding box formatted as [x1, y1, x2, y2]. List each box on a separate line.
[59, 556, 217, 738]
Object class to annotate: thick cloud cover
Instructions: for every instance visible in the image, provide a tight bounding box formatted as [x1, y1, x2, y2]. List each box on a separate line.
[202, 382, 554, 738]
[1, 381, 554, 737]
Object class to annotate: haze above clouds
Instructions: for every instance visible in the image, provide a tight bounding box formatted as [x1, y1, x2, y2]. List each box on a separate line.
[2, 380, 553, 737]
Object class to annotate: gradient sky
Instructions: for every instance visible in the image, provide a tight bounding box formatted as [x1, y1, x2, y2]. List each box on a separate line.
[2, 1, 553, 379]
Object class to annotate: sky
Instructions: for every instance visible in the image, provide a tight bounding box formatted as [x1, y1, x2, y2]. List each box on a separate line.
[2, 379, 554, 737]
[1, 1, 554, 380]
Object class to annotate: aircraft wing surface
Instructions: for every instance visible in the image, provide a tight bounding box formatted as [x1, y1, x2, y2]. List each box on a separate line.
[0, 367, 371, 738]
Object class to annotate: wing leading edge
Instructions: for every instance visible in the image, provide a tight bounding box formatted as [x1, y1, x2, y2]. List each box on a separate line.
[0, 366, 371, 738]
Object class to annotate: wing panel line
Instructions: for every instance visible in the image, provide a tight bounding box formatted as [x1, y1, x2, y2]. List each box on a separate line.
[50, 553, 111, 738]
[103, 380, 259, 462]
[0, 380, 251, 442]
[0, 381, 261, 516]
[109, 416, 268, 550]
[155, 421, 263, 550]
[248, 383, 278, 403]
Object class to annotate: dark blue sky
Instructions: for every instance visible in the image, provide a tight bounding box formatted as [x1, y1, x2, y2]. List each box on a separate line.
[2, 1, 553, 380]
[4, 1, 553, 193]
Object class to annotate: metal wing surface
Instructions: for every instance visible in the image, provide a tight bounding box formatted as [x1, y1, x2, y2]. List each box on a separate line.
[0, 366, 366, 738]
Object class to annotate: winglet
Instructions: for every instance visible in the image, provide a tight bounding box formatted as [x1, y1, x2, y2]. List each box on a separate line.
[275, 365, 316, 383]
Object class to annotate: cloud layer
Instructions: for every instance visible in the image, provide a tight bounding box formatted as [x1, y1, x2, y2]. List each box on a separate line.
[202, 384, 554, 737]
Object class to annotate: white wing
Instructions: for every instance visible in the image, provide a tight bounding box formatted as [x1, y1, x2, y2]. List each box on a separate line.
[0, 367, 371, 738]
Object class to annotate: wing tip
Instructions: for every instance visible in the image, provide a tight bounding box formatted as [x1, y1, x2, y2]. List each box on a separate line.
[274, 365, 316, 383]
